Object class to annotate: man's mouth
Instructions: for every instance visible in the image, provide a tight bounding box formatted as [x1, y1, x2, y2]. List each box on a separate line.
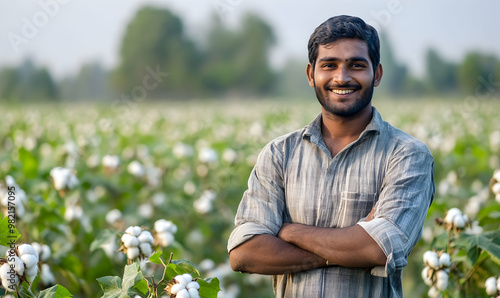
[330, 89, 356, 95]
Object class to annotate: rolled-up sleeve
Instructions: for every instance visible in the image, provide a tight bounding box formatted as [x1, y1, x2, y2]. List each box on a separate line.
[227, 141, 286, 252]
[357, 143, 435, 276]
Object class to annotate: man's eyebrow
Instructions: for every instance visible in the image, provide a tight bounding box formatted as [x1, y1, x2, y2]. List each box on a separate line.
[318, 56, 369, 63]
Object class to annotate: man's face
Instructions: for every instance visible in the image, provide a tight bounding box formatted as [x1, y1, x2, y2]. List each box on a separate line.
[306, 38, 382, 118]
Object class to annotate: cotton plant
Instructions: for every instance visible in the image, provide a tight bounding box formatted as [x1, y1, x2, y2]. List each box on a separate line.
[485, 276, 500, 296]
[49, 166, 79, 195]
[154, 219, 177, 247]
[0, 176, 28, 218]
[31, 242, 55, 286]
[119, 226, 154, 262]
[102, 154, 120, 173]
[490, 169, 500, 203]
[193, 190, 216, 215]
[437, 207, 470, 233]
[421, 250, 451, 297]
[0, 244, 39, 292]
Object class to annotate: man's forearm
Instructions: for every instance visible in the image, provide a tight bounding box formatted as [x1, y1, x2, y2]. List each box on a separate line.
[278, 223, 386, 268]
[229, 234, 327, 275]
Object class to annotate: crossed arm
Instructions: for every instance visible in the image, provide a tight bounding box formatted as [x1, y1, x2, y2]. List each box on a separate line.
[229, 208, 387, 275]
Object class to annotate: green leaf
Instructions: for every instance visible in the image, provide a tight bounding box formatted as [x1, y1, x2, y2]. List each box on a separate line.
[98, 263, 145, 298]
[456, 230, 500, 262]
[19, 147, 38, 178]
[90, 229, 118, 252]
[17, 281, 35, 298]
[133, 279, 149, 295]
[171, 259, 200, 277]
[38, 284, 73, 297]
[0, 216, 21, 246]
[198, 277, 221, 298]
[97, 276, 124, 298]
[122, 263, 143, 291]
[147, 250, 163, 265]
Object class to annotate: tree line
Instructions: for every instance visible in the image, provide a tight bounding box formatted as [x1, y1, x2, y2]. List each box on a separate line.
[1, 6, 499, 102]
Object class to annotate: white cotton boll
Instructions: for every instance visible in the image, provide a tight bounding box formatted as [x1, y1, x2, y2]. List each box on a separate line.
[198, 147, 218, 164]
[182, 273, 193, 283]
[41, 264, 55, 285]
[188, 288, 200, 298]
[8, 255, 24, 276]
[435, 270, 448, 291]
[0, 263, 11, 283]
[462, 214, 469, 224]
[65, 205, 83, 221]
[125, 226, 142, 237]
[428, 286, 442, 298]
[127, 247, 140, 260]
[199, 259, 216, 271]
[18, 244, 38, 259]
[20, 254, 38, 269]
[485, 277, 497, 295]
[493, 169, 500, 182]
[423, 251, 436, 265]
[106, 209, 122, 225]
[497, 276, 500, 291]
[154, 219, 177, 234]
[174, 274, 189, 286]
[438, 253, 451, 267]
[31, 242, 42, 258]
[444, 208, 462, 224]
[492, 183, 500, 194]
[122, 234, 139, 248]
[128, 161, 145, 177]
[427, 254, 440, 270]
[138, 203, 153, 218]
[139, 243, 152, 257]
[496, 194, 500, 204]
[453, 215, 466, 229]
[421, 266, 433, 286]
[40, 244, 51, 262]
[187, 281, 200, 290]
[25, 264, 38, 280]
[2, 270, 19, 291]
[173, 142, 194, 158]
[157, 232, 175, 247]
[102, 155, 120, 169]
[170, 283, 186, 294]
[222, 148, 238, 163]
[176, 289, 190, 298]
[138, 231, 154, 244]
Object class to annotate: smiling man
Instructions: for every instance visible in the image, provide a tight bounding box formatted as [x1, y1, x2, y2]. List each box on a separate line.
[228, 15, 435, 297]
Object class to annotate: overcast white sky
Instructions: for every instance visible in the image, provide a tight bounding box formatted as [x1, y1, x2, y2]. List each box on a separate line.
[1, 0, 499, 80]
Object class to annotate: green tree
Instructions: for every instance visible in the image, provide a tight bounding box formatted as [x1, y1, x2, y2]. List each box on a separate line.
[378, 32, 412, 95]
[111, 6, 200, 97]
[200, 13, 276, 96]
[0, 59, 58, 101]
[424, 48, 458, 93]
[458, 52, 499, 95]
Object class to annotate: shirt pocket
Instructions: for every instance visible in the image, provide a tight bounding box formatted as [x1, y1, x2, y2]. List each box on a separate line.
[337, 192, 377, 227]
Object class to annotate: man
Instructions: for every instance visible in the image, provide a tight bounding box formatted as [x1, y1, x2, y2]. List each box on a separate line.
[228, 15, 435, 297]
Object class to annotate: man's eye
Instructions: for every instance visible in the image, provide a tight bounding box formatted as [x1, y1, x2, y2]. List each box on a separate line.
[351, 63, 365, 68]
[322, 63, 335, 68]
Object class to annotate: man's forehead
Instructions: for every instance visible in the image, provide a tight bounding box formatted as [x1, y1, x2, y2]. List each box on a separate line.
[317, 39, 370, 59]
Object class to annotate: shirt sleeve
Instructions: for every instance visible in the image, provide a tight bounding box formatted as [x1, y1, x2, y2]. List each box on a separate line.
[227, 141, 286, 252]
[357, 142, 435, 277]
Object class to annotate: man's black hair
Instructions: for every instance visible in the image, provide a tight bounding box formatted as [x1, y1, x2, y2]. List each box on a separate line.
[308, 15, 380, 72]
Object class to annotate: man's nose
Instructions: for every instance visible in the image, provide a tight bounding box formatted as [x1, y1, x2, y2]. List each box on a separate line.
[333, 66, 352, 85]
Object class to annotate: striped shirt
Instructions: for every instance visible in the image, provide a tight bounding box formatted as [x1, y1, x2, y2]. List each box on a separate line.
[228, 107, 435, 297]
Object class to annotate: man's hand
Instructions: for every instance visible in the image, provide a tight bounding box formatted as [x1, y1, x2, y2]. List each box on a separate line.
[276, 218, 386, 268]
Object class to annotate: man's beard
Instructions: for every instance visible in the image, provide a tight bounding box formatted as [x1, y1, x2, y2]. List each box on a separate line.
[314, 79, 375, 118]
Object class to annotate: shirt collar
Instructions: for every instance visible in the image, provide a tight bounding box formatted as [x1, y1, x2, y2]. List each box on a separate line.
[303, 106, 384, 143]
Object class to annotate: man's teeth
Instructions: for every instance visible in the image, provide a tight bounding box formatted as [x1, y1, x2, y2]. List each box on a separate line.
[331, 89, 355, 94]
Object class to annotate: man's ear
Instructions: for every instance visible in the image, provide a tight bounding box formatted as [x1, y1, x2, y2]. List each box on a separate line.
[306, 63, 315, 87]
[373, 63, 383, 87]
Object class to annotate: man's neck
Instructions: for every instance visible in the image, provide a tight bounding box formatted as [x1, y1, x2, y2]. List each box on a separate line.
[320, 105, 373, 156]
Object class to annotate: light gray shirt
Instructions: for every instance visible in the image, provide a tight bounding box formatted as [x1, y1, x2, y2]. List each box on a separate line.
[228, 107, 435, 297]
